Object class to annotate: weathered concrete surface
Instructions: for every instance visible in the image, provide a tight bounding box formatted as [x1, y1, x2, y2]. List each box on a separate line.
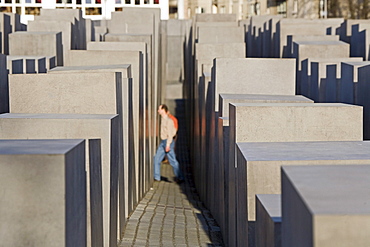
[282, 165, 370, 247]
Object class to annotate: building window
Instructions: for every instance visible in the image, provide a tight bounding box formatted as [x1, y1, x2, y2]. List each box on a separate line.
[85, 7, 101, 15]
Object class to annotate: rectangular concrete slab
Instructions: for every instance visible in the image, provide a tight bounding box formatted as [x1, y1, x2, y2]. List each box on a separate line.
[8, 71, 133, 241]
[86, 41, 152, 196]
[0, 139, 86, 247]
[0, 113, 119, 247]
[229, 103, 363, 247]
[9, 31, 63, 66]
[28, 20, 75, 63]
[219, 94, 313, 118]
[197, 26, 245, 43]
[238, 141, 370, 246]
[63, 50, 143, 208]
[214, 58, 296, 111]
[282, 165, 370, 247]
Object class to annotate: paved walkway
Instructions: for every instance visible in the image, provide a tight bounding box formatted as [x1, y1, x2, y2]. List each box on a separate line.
[119, 100, 224, 247]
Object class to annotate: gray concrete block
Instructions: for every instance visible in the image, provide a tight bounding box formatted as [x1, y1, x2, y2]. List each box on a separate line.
[282, 165, 370, 247]
[49, 64, 130, 78]
[293, 40, 350, 71]
[230, 103, 362, 143]
[68, 46, 149, 206]
[228, 103, 362, 246]
[275, 18, 343, 58]
[214, 58, 296, 111]
[0, 139, 87, 247]
[64, 51, 143, 204]
[219, 94, 313, 118]
[0, 113, 119, 247]
[197, 26, 245, 43]
[49, 65, 134, 238]
[28, 20, 75, 63]
[255, 194, 281, 247]
[237, 141, 370, 247]
[286, 34, 339, 58]
[195, 43, 245, 61]
[9, 31, 63, 66]
[8, 71, 132, 241]
[37, 8, 86, 50]
[194, 13, 237, 22]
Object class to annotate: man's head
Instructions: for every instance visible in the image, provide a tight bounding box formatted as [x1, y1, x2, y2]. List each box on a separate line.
[158, 104, 169, 116]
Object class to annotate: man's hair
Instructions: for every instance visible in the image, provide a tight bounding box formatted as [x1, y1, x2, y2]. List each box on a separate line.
[160, 104, 169, 112]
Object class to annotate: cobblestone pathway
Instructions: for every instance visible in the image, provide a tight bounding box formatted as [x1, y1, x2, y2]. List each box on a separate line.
[119, 100, 224, 247]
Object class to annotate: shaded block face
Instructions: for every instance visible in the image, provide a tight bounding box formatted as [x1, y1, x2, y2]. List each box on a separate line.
[282, 165, 370, 247]
[214, 58, 296, 111]
[0, 139, 86, 247]
[9, 31, 63, 66]
[340, 62, 370, 105]
[237, 141, 370, 222]
[0, 113, 119, 247]
[256, 194, 281, 247]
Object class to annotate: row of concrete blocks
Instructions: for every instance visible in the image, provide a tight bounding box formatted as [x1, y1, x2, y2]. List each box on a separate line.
[0, 8, 164, 247]
[189, 17, 247, 199]
[190, 52, 370, 247]
[244, 15, 370, 60]
[0, 12, 25, 55]
[0, 67, 145, 247]
[7, 7, 162, 159]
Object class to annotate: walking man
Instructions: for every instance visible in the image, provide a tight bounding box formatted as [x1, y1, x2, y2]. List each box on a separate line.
[154, 104, 184, 183]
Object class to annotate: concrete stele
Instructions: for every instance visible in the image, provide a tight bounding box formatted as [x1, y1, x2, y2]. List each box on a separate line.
[0, 139, 87, 247]
[0, 113, 120, 247]
[214, 58, 296, 111]
[282, 165, 370, 247]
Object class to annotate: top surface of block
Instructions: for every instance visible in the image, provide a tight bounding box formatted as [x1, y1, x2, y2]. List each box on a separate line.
[12, 31, 59, 35]
[0, 139, 84, 155]
[294, 40, 347, 46]
[283, 165, 370, 214]
[232, 102, 354, 107]
[7, 55, 45, 60]
[50, 64, 130, 72]
[256, 194, 281, 220]
[341, 61, 370, 66]
[308, 57, 362, 63]
[220, 94, 312, 102]
[0, 113, 117, 120]
[237, 141, 370, 161]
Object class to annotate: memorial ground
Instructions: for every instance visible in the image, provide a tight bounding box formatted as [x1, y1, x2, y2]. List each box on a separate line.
[119, 100, 224, 247]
